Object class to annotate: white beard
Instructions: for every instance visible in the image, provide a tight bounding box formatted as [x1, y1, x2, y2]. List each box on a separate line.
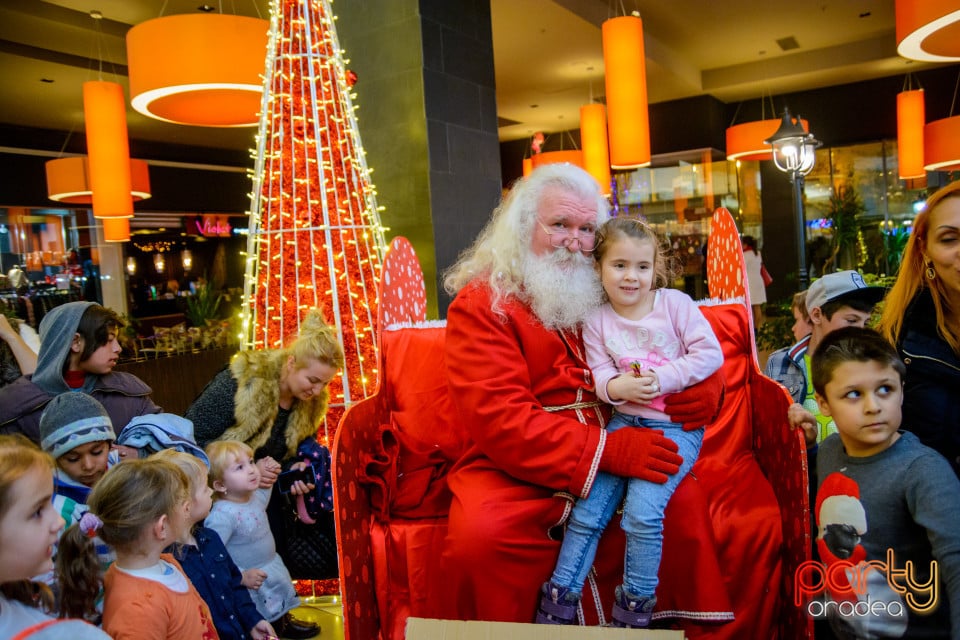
[522, 249, 602, 330]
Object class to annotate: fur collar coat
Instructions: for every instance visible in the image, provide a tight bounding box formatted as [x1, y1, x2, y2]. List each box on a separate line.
[213, 349, 328, 459]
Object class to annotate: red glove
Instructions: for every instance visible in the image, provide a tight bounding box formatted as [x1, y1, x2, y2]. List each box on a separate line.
[599, 427, 682, 484]
[663, 369, 725, 430]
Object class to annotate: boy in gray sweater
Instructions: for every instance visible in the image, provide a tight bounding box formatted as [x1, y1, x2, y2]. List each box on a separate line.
[808, 327, 960, 639]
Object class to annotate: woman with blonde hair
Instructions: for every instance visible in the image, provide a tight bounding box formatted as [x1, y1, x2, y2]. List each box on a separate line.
[185, 308, 344, 581]
[878, 180, 960, 477]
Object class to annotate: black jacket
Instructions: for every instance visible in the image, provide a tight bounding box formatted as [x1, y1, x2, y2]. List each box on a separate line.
[899, 290, 960, 477]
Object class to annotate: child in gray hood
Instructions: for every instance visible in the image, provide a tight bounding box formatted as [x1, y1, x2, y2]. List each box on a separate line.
[0, 301, 161, 444]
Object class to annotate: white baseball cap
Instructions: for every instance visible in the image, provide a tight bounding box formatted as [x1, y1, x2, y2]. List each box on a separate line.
[805, 270, 885, 311]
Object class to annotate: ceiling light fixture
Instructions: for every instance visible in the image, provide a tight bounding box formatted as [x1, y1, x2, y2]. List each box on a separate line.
[602, 14, 650, 169]
[531, 150, 584, 170]
[580, 103, 611, 196]
[84, 80, 134, 242]
[46, 157, 151, 203]
[726, 92, 808, 162]
[126, 13, 269, 126]
[924, 116, 960, 171]
[896, 0, 960, 61]
[896, 80, 926, 179]
[924, 68, 960, 171]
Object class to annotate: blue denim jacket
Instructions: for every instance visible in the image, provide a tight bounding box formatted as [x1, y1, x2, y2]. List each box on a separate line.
[763, 334, 811, 403]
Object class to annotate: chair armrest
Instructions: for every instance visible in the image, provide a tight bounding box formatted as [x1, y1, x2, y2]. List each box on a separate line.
[751, 372, 813, 640]
[334, 393, 389, 640]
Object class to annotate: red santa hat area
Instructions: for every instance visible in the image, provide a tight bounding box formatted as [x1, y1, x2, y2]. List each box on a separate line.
[816, 472, 867, 535]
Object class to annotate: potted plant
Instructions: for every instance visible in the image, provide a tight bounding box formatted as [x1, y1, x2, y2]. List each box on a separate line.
[824, 185, 865, 272]
[185, 280, 223, 330]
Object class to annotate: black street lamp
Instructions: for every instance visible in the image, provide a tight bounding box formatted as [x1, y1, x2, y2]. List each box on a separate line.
[764, 108, 821, 290]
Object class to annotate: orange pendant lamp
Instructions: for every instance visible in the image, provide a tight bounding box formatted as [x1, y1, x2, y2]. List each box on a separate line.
[924, 115, 960, 171]
[46, 157, 151, 203]
[726, 118, 808, 162]
[83, 80, 133, 242]
[896, 0, 960, 61]
[531, 150, 584, 169]
[580, 103, 611, 195]
[126, 14, 269, 127]
[522, 157, 533, 177]
[602, 15, 650, 169]
[897, 88, 926, 179]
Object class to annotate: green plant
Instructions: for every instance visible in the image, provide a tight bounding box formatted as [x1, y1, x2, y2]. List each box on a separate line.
[756, 298, 795, 352]
[186, 282, 223, 328]
[881, 225, 911, 276]
[824, 185, 865, 272]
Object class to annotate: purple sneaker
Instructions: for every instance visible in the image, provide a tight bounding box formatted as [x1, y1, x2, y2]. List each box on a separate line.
[535, 581, 580, 625]
[610, 585, 656, 628]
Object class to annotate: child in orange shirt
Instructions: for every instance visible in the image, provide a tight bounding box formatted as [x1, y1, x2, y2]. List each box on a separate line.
[56, 458, 219, 639]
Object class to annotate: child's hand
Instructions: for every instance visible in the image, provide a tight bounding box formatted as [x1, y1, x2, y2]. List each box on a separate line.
[637, 370, 661, 401]
[256, 457, 282, 489]
[242, 568, 268, 590]
[787, 403, 818, 446]
[251, 619, 277, 640]
[607, 375, 649, 405]
[286, 460, 317, 496]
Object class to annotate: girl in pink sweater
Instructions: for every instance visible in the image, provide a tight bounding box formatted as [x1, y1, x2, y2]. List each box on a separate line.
[538, 216, 723, 628]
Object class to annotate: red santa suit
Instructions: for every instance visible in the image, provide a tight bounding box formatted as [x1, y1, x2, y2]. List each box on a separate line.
[437, 282, 734, 631]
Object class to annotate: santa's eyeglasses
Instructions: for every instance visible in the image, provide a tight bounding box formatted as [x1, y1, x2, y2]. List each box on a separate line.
[535, 218, 597, 251]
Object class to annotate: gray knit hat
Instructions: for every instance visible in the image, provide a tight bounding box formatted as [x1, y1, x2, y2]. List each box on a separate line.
[39, 393, 115, 459]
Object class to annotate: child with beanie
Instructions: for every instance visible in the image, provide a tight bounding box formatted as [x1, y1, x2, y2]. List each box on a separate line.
[39, 393, 118, 614]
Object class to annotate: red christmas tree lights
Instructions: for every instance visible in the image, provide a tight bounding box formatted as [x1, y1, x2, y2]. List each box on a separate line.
[242, 0, 386, 442]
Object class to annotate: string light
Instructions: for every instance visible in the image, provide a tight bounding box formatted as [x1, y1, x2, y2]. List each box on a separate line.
[242, 0, 386, 440]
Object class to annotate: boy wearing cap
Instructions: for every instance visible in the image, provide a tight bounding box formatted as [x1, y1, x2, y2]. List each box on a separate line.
[808, 327, 960, 638]
[39, 393, 118, 593]
[764, 270, 885, 447]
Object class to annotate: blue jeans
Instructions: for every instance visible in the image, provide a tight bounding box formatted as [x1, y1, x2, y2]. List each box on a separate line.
[550, 414, 703, 598]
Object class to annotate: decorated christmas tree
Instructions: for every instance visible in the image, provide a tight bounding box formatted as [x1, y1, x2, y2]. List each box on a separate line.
[242, 0, 386, 442]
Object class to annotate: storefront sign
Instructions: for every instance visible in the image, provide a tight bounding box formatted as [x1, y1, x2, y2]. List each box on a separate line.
[190, 215, 232, 237]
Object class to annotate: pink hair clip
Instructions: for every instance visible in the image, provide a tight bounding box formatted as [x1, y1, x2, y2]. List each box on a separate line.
[78, 512, 103, 538]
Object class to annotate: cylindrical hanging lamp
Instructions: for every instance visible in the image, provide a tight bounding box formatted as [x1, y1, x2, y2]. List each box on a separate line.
[522, 157, 532, 177]
[896, 0, 960, 62]
[924, 115, 960, 171]
[45, 157, 151, 203]
[531, 150, 584, 169]
[602, 15, 650, 169]
[103, 218, 130, 243]
[83, 81, 134, 222]
[726, 118, 808, 162]
[580, 103, 611, 196]
[897, 89, 926, 179]
[126, 14, 269, 126]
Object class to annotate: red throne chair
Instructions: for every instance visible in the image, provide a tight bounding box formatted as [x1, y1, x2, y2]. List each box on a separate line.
[333, 213, 811, 639]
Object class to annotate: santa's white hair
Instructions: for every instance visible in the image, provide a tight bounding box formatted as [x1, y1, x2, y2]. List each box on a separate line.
[443, 163, 610, 324]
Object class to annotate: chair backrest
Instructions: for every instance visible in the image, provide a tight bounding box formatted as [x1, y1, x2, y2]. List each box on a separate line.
[379, 236, 428, 330]
[706, 206, 758, 362]
[335, 236, 435, 640]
